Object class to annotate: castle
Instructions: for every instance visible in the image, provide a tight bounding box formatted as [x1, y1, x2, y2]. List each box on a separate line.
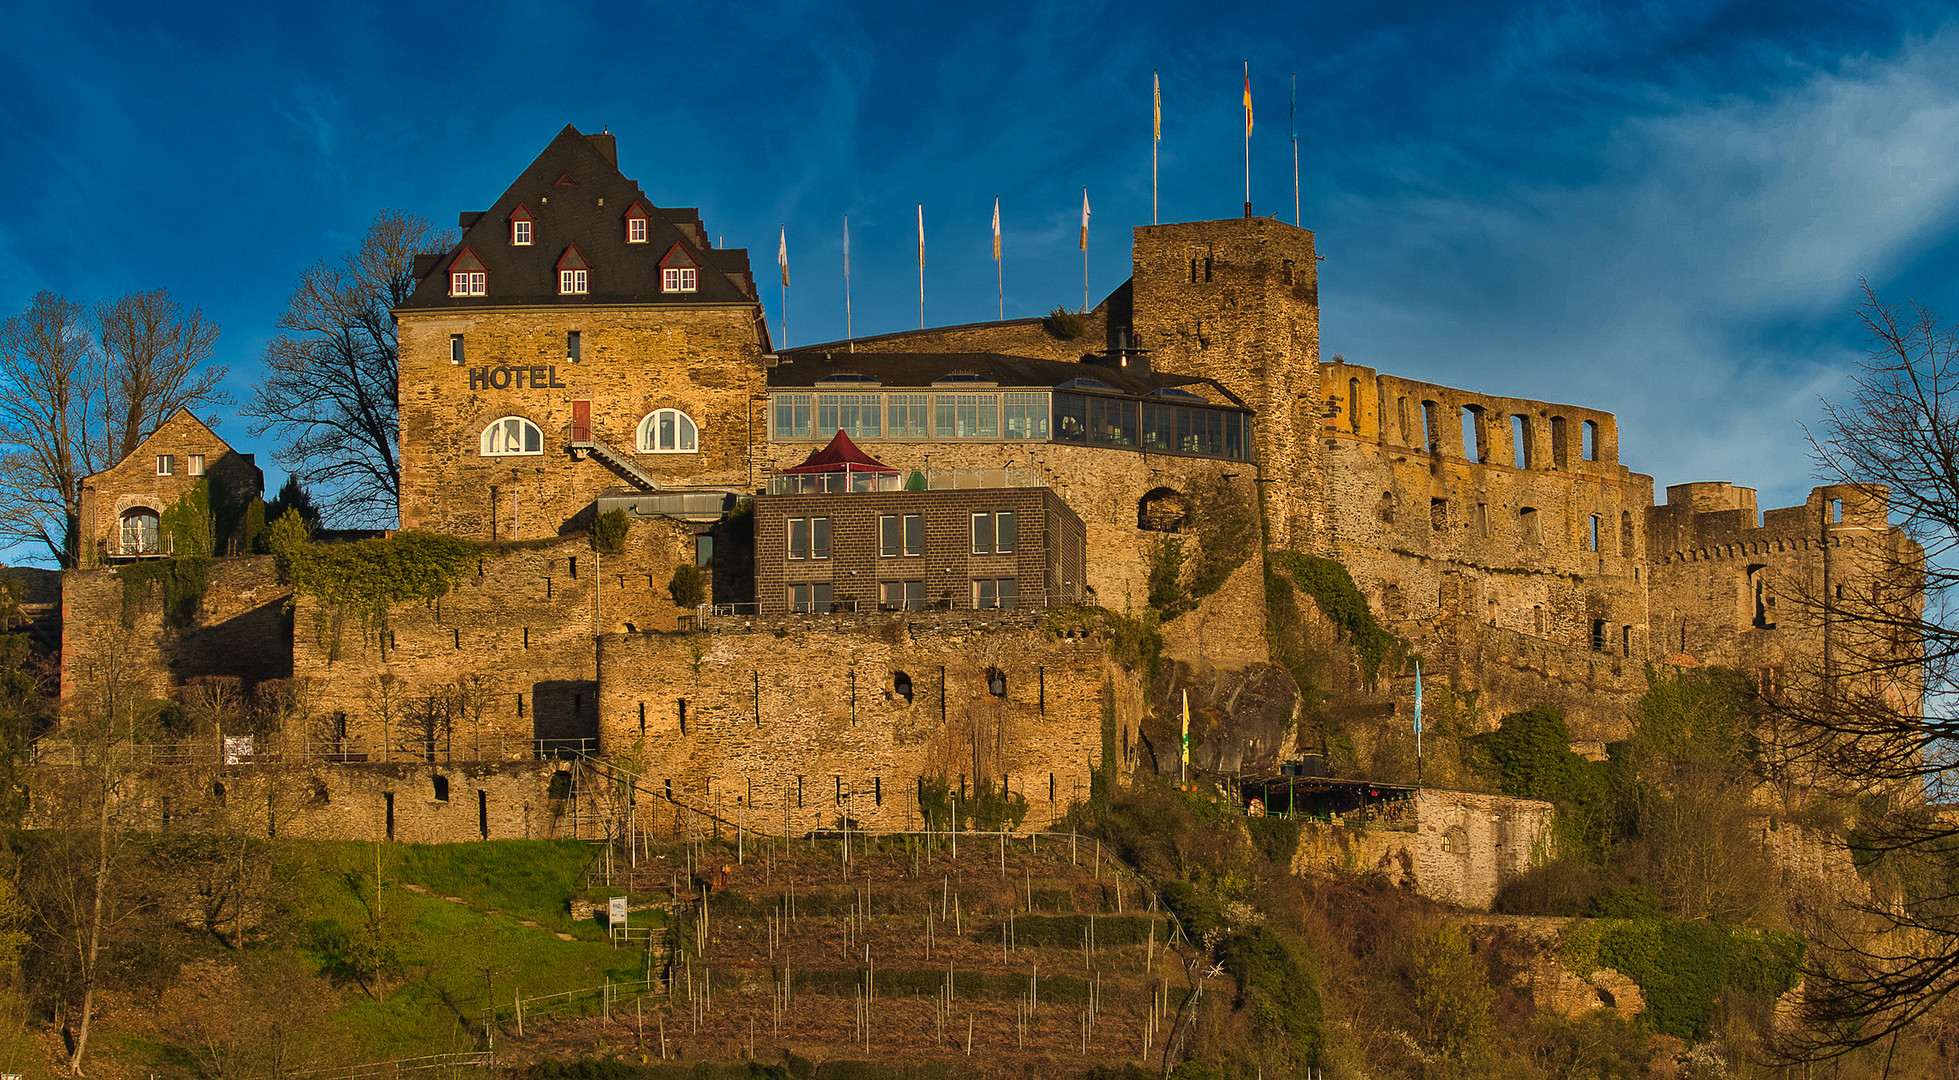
[46, 125, 1918, 878]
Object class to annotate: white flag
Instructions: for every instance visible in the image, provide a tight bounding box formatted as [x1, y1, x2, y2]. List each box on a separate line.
[1079, 189, 1090, 250]
[916, 204, 925, 267]
[991, 198, 1001, 261]
[842, 217, 850, 276]
[777, 227, 789, 288]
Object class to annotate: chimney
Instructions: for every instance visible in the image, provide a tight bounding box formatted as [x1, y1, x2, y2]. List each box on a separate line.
[585, 133, 618, 166]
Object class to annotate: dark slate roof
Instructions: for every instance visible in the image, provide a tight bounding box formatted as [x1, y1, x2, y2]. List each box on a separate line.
[399, 125, 759, 311]
[767, 350, 1249, 409]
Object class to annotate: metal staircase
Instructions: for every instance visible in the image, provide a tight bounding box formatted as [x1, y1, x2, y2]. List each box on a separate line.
[568, 426, 660, 492]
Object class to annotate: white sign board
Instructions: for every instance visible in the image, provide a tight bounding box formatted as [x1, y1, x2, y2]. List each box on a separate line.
[608, 896, 628, 927]
[223, 736, 255, 765]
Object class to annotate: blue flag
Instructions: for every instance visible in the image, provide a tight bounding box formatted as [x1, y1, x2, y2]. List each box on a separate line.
[1413, 659, 1423, 735]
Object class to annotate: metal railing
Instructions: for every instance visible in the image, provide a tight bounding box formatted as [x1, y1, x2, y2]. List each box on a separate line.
[29, 733, 600, 768]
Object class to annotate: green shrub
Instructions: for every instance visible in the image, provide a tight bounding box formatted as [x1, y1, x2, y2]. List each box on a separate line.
[591, 509, 631, 556]
[1146, 535, 1186, 611]
[1561, 918, 1804, 1039]
[918, 776, 1029, 832]
[1043, 306, 1089, 340]
[1221, 926, 1325, 1068]
[116, 556, 213, 628]
[668, 564, 707, 608]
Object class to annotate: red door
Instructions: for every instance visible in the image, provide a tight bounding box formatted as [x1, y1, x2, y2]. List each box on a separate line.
[571, 400, 591, 443]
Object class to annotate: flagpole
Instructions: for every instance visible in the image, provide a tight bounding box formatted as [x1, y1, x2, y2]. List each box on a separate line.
[1079, 188, 1089, 311]
[1243, 60, 1252, 217]
[993, 197, 1003, 321]
[916, 203, 925, 329]
[1152, 70, 1161, 226]
[843, 216, 853, 352]
[778, 225, 788, 348]
[1414, 659, 1424, 788]
[1291, 72, 1299, 226]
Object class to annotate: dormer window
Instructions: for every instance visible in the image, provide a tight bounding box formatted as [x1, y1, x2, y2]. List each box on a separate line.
[557, 244, 590, 296]
[659, 243, 700, 294]
[626, 203, 650, 244]
[509, 205, 533, 246]
[448, 248, 487, 297]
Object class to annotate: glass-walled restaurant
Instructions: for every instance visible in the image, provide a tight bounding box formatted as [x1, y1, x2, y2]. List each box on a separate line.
[770, 383, 1250, 461]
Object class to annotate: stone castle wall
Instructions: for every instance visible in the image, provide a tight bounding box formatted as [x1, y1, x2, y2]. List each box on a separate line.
[61, 556, 293, 703]
[595, 613, 1108, 834]
[1290, 788, 1555, 911]
[396, 304, 769, 539]
[1318, 360, 1656, 741]
[288, 520, 695, 757]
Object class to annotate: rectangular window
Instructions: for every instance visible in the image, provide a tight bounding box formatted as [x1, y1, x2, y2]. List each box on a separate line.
[451, 334, 465, 364]
[972, 578, 1019, 610]
[996, 511, 1016, 553]
[880, 579, 925, 610]
[772, 393, 813, 438]
[887, 394, 928, 438]
[512, 219, 532, 245]
[810, 517, 831, 560]
[903, 513, 923, 556]
[559, 269, 589, 295]
[567, 330, 581, 362]
[662, 267, 698, 292]
[694, 534, 713, 566]
[1588, 514, 1601, 552]
[789, 582, 833, 614]
[787, 518, 809, 560]
[628, 217, 648, 243]
[815, 393, 883, 438]
[1053, 393, 1088, 443]
[1141, 403, 1177, 451]
[935, 396, 956, 438]
[1474, 502, 1489, 537]
[879, 515, 901, 558]
[971, 513, 995, 554]
[1088, 397, 1137, 446]
[156, 454, 173, 476]
[450, 271, 486, 296]
[1520, 507, 1541, 543]
[187, 454, 204, 477]
[1003, 392, 1050, 439]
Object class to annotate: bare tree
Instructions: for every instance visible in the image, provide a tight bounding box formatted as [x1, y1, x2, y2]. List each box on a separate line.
[0, 290, 226, 567]
[244, 211, 455, 529]
[1771, 282, 1958, 1058]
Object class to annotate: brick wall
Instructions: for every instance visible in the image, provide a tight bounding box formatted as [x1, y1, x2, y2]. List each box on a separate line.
[1290, 789, 1554, 911]
[750, 487, 1085, 614]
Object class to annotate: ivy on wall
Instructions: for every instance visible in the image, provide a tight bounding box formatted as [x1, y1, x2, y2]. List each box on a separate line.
[1561, 917, 1804, 1039]
[272, 526, 479, 658]
[1270, 551, 1402, 686]
[116, 556, 213, 629]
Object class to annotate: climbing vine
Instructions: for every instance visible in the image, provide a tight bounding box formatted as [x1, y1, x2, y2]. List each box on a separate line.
[116, 556, 213, 628]
[1270, 551, 1402, 686]
[274, 530, 478, 656]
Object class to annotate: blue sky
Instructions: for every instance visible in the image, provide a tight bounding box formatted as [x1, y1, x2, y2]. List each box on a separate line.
[5, 1, 1958, 543]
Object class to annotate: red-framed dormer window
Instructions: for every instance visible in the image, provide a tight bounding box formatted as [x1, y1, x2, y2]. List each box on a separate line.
[626, 202, 650, 244]
[448, 247, 487, 297]
[659, 243, 699, 294]
[557, 244, 590, 296]
[510, 205, 533, 246]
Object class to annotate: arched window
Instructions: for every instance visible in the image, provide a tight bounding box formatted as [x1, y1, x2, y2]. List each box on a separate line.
[480, 416, 543, 456]
[119, 508, 160, 555]
[638, 409, 698, 453]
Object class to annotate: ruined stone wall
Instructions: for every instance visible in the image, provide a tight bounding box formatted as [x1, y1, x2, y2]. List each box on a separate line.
[1130, 219, 1322, 550]
[289, 521, 693, 756]
[396, 304, 768, 540]
[1290, 789, 1554, 911]
[61, 557, 292, 703]
[1318, 361, 1655, 741]
[1646, 482, 1920, 693]
[596, 614, 1108, 834]
[25, 759, 581, 843]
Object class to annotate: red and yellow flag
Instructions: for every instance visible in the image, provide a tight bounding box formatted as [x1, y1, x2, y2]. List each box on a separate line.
[1243, 64, 1253, 136]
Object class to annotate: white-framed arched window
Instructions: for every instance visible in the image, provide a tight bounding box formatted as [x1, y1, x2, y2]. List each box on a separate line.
[480, 416, 543, 456]
[638, 409, 699, 453]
